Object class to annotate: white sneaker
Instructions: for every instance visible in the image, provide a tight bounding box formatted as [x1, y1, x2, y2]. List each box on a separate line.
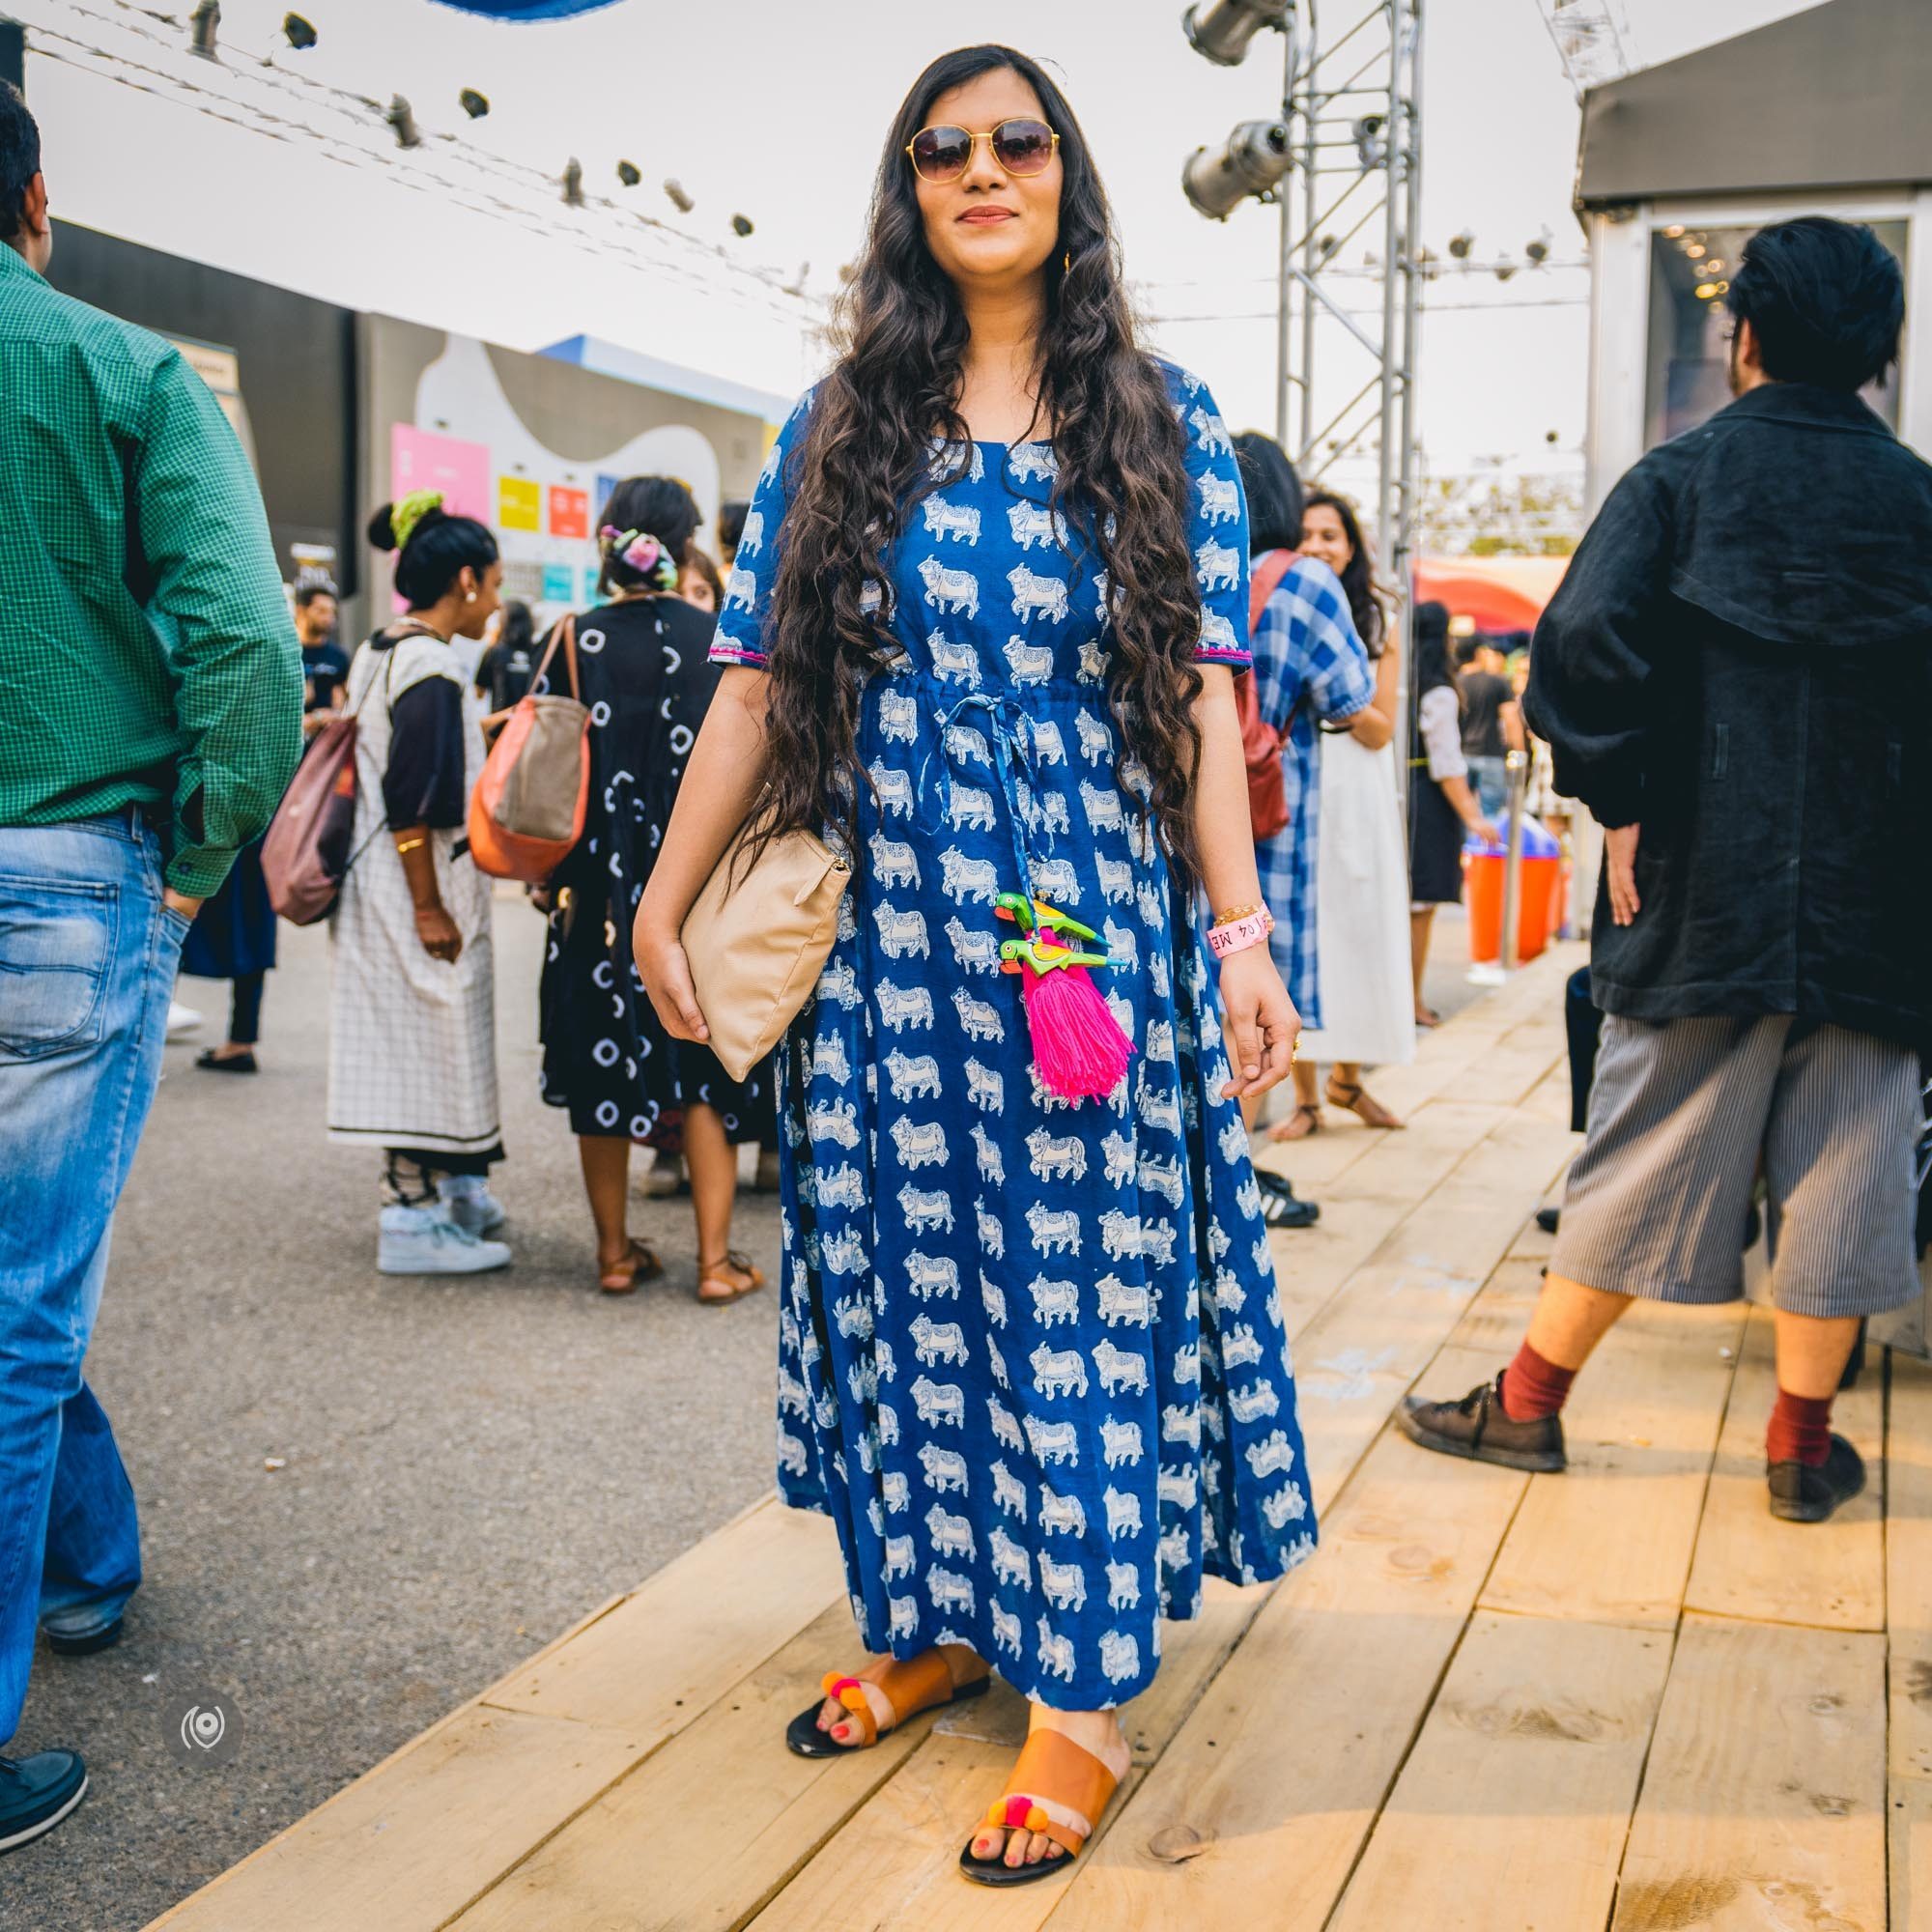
[379, 1205, 511, 1275]
[165, 1001, 204, 1040]
[436, 1174, 507, 1236]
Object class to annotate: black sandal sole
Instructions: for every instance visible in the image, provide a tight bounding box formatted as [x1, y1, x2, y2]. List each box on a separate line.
[958, 1841, 1080, 1887]
[784, 1671, 989, 1758]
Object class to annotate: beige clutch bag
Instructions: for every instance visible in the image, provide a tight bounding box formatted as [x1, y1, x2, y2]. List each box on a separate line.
[681, 820, 851, 1081]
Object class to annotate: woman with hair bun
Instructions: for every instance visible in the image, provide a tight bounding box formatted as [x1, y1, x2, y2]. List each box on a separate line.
[537, 477, 770, 1300]
[329, 492, 512, 1274]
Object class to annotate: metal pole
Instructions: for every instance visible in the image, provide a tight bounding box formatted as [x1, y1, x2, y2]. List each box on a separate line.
[1391, 0, 1423, 810]
[1274, 16, 1295, 447]
[1498, 748, 1528, 974]
[1373, 0, 1400, 633]
[1298, 0, 1321, 457]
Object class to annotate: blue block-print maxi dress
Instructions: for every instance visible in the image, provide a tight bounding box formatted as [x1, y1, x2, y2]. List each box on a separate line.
[710, 363, 1316, 1710]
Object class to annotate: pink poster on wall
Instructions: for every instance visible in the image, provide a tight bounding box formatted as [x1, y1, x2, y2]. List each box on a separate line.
[390, 423, 493, 522]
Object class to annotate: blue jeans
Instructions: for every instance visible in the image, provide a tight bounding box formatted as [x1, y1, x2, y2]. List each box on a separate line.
[1465, 754, 1508, 823]
[0, 815, 185, 1744]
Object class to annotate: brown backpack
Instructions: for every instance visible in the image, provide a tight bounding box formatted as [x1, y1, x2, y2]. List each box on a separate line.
[1236, 549, 1298, 841]
[260, 628, 420, 925]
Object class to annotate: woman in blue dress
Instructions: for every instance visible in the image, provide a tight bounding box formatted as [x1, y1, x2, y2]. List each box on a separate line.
[637, 44, 1315, 1886]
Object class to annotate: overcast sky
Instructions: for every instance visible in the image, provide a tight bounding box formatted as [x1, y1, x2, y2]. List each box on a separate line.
[49, 0, 1825, 482]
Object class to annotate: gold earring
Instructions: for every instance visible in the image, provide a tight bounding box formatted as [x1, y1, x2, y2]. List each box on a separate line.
[1063, 251, 1072, 273]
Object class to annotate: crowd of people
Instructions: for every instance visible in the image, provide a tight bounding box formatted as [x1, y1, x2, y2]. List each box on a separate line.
[2, 41, 1926, 1905]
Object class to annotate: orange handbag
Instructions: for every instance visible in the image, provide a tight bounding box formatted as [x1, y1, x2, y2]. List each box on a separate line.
[468, 612, 591, 884]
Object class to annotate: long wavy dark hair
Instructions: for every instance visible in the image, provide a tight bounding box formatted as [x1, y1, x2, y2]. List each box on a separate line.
[1301, 489, 1389, 658]
[756, 45, 1208, 885]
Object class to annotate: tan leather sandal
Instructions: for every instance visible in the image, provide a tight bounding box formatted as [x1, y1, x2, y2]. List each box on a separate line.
[958, 1728, 1122, 1887]
[598, 1238, 664, 1294]
[784, 1649, 990, 1757]
[696, 1250, 765, 1305]
[1267, 1102, 1322, 1143]
[1326, 1074, 1405, 1130]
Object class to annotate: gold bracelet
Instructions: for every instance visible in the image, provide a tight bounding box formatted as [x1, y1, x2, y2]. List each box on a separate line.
[1211, 900, 1265, 927]
[395, 837, 425, 855]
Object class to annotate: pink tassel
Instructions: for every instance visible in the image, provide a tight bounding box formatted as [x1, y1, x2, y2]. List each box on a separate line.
[1018, 952, 1134, 1100]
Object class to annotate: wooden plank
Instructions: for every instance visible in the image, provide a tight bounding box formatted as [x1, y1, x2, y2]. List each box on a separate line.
[482, 1492, 847, 1725]
[1328, 1612, 1672, 1932]
[1892, 1776, 1932, 1932]
[750, 1579, 1261, 1931]
[1040, 1389, 1527, 1931]
[1610, 1613, 1886, 1932]
[448, 1603, 931, 1932]
[1293, 1111, 1578, 1506]
[1481, 1296, 1747, 1632]
[1454, 1020, 1569, 1112]
[148, 1704, 651, 1932]
[1683, 1307, 1884, 1634]
[1890, 1353, 1932, 1779]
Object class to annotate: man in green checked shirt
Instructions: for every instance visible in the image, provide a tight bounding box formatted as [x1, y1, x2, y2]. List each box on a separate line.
[0, 81, 301, 1852]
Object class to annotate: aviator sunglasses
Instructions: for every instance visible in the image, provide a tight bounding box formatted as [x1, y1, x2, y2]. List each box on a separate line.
[906, 118, 1060, 184]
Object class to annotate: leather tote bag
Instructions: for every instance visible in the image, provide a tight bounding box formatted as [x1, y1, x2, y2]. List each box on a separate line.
[469, 613, 591, 884]
[1237, 548, 1299, 842]
[679, 813, 851, 1081]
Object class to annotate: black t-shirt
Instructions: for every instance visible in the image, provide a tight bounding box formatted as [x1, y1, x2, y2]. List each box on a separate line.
[1460, 669, 1511, 759]
[302, 640, 351, 715]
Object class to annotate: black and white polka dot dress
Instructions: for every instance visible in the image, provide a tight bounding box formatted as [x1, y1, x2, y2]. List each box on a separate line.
[536, 594, 773, 1144]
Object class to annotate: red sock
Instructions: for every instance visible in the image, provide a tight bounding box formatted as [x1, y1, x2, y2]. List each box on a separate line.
[1767, 1388, 1833, 1467]
[1499, 1341, 1576, 1422]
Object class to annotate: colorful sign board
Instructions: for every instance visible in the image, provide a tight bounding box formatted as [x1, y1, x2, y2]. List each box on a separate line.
[391, 424, 492, 523]
[497, 474, 542, 532]
[549, 486, 589, 540]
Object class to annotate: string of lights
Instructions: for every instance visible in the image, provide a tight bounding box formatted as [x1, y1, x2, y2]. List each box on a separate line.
[14, 0, 821, 330]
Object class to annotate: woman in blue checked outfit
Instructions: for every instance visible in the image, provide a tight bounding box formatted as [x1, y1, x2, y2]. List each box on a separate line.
[1230, 436, 1377, 1147]
[637, 46, 1313, 1886]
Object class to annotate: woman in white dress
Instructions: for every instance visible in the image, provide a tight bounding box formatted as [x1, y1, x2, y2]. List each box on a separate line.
[328, 494, 511, 1275]
[1273, 492, 1413, 1139]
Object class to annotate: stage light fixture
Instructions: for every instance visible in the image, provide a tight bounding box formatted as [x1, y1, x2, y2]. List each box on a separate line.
[459, 88, 490, 119]
[664, 178, 694, 213]
[1181, 119, 1291, 220]
[189, 0, 219, 60]
[731, 213, 754, 238]
[282, 12, 317, 50]
[1351, 114, 1385, 168]
[563, 157, 584, 207]
[1182, 0, 1290, 67]
[387, 95, 422, 149]
[1525, 229, 1551, 265]
[1494, 255, 1518, 282]
[616, 159, 641, 187]
[1448, 230, 1474, 260]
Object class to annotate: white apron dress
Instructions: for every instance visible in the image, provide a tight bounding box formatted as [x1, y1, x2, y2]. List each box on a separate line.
[1298, 730, 1415, 1068]
[327, 633, 500, 1154]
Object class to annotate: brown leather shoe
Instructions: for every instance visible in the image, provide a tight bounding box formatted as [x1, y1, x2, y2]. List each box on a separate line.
[1397, 1376, 1567, 1473]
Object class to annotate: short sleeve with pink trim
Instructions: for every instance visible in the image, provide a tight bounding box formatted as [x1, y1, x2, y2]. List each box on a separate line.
[1169, 366, 1252, 667]
[708, 390, 814, 669]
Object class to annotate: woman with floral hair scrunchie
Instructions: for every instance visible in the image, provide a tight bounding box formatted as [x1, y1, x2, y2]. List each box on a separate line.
[535, 475, 775, 1299]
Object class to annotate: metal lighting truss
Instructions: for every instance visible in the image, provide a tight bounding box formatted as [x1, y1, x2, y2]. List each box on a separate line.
[1270, 0, 1424, 781]
[1532, 0, 1636, 97]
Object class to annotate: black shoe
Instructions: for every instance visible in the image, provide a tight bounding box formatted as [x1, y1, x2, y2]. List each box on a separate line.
[1534, 1207, 1561, 1235]
[44, 1617, 122, 1659]
[194, 1048, 257, 1074]
[0, 1750, 88, 1855]
[1768, 1434, 1865, 1523]
[1256, 1170, 1320, 1229]
[1397, 1376, 1568, 1473]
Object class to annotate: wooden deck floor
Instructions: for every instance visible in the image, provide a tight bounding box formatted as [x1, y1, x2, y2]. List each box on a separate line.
[152, 940, 1920, 1932]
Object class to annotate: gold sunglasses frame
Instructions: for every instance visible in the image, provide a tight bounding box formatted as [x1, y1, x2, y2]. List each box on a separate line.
[904, 119, 1061, 184]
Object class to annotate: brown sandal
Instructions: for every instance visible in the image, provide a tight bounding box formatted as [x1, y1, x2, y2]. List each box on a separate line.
[1326, 1074, 1405, 1130]
[1267, 1103, 1321, 1143]
[696, 1250, 765, 1305]
[598, 1238, 664, 1294]
[784, 1649, 990, 1756]
[958, 1728, 1123, 1887]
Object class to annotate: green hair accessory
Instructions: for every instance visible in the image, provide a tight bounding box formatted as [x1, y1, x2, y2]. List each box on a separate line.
[390, 490, 445, 552]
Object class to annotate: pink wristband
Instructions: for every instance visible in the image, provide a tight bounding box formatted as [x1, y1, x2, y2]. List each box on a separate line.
[1208, 907, 1274, 958]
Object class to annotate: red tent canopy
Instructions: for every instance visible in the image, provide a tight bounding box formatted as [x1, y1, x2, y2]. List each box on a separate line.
[1414, 554, 1570, 634]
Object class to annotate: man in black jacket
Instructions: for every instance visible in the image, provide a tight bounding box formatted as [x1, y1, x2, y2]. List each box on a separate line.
[1400, 216, 1928, 1523]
